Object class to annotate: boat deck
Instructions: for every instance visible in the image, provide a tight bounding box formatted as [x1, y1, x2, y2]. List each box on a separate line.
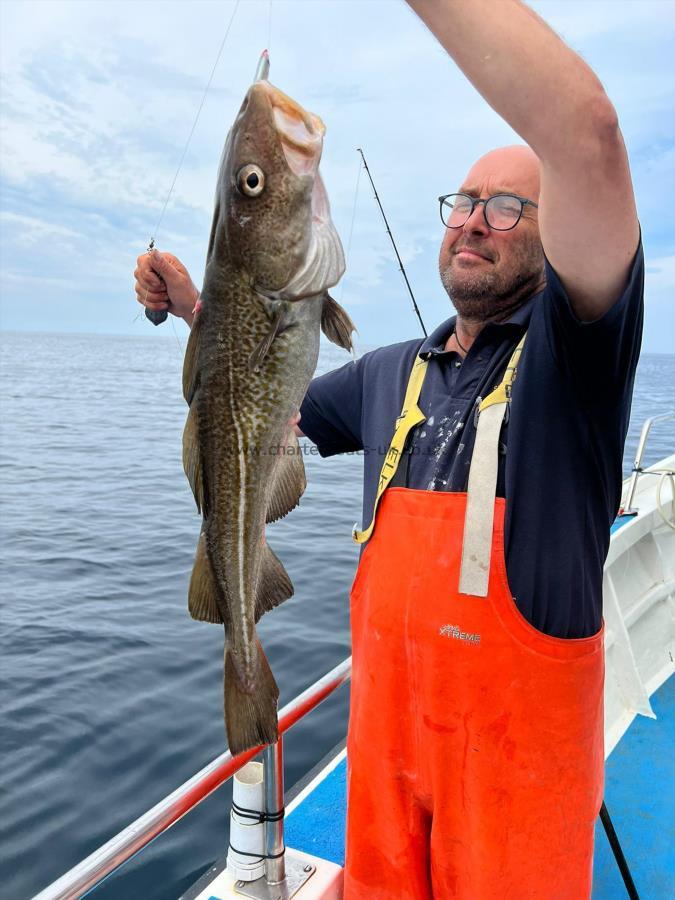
[286, 677, 674, 898]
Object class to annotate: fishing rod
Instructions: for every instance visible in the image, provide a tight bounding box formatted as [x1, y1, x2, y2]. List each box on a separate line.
[356, 148, 427, 337]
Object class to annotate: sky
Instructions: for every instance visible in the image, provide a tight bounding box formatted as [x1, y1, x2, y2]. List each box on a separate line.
[1, 0, 674, 352]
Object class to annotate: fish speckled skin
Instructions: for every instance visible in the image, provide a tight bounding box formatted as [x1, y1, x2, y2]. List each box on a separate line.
[183, 78, 354, 753]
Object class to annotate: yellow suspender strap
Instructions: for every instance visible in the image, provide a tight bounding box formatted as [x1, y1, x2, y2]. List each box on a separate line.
[351, 331, 526, 545]
[352, 355, 429, 544]
[478, 333, 526, 412]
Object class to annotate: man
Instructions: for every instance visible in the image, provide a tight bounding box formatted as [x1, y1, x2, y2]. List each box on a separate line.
[135, 2, 642, 896]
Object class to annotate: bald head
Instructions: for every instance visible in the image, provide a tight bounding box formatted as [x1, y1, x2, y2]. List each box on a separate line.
[461, 145, 541, 203]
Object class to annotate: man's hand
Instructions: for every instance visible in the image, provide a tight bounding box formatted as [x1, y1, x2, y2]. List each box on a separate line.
[134, 249, 199, 326]
[291, 410, 305, 439]
[136, 249, 306, 435]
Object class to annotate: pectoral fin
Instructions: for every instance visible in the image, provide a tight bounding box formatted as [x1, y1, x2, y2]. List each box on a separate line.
[266, 429, 306, 524]
[248, 304, 287, 373]
[321, 293, 356, 352]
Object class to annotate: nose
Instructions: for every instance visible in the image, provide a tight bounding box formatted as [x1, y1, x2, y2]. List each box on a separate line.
[463, 201, 489, 236]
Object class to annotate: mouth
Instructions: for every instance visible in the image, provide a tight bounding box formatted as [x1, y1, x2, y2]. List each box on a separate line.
[454, 247, 493, 262]
[252, 81, 324, 177]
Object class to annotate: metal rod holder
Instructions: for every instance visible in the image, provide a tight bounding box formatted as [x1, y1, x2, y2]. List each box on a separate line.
[263, 738, 285, 884]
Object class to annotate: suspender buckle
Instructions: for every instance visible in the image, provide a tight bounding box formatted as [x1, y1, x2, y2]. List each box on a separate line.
[473, 398, 482, 428]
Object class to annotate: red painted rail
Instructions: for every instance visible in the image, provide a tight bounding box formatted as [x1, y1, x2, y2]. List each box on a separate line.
[33, 657, 352, 900]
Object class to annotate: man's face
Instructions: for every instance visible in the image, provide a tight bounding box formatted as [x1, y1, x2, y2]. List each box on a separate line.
[438, 147, 545, 322]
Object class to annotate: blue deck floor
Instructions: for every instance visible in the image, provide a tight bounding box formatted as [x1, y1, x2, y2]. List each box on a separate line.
[286, 677, 673, 898]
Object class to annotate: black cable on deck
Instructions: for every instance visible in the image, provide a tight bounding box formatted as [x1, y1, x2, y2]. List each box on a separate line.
[599, 800, 640, 899]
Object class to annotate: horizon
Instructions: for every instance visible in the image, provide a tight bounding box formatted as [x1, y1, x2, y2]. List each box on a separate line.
[2, 328, 674, 358]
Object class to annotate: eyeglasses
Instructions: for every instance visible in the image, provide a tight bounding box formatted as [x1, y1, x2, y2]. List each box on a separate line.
[438, 193, 538, 231]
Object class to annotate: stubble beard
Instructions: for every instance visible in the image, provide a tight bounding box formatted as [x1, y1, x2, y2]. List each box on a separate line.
[440, 232, 545, 323]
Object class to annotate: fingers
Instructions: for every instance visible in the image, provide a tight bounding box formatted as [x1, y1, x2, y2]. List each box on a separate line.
[135, 283, 169, 311]
[134, 249, 198, 321]
[134, 255, 165, 291]
[134, 253, 167, 299]
[157, 251, 189, 277]
[134, 253, 170, 311]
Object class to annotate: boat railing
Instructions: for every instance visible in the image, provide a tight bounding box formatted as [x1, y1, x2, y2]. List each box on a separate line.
[33, 656, 352, 900]
[622, 411, 675, 515]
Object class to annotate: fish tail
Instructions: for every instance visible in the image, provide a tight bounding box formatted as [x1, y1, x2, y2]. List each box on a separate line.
[224, 639, 279, 754]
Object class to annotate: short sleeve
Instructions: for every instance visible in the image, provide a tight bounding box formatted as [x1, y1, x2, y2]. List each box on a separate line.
[299, 357, 364, 457]
[540, 238, 644, 403]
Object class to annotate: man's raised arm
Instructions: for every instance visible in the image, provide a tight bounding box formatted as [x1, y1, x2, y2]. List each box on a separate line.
[406, 0, 640, 321]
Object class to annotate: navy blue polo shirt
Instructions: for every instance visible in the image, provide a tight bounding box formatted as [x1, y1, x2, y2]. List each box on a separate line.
[300, 246, 644, 638]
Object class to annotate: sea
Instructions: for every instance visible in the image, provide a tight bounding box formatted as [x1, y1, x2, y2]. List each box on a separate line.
[1, 331, 673, 900]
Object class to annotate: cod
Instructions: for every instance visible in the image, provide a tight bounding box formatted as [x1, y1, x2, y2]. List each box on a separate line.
[182, 76, 354, 754]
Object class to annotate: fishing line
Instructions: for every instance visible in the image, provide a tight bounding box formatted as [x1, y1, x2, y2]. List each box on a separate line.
[141, 0, 241, 326]
[357, 147, 427, 337]
[267, 0, 273, 54]
[148, 0, 241, 250]
[337, 153, 363, 305]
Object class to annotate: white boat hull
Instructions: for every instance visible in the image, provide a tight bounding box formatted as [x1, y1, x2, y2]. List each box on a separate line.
[603, 453, 675, 756]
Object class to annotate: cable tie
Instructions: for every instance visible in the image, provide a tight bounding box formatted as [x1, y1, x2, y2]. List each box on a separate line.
[228, 842, 286, 860]
[231, 801, 285, 823]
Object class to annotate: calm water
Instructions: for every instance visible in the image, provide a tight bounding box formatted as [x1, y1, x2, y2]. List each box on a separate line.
[1, 331, 673, 900]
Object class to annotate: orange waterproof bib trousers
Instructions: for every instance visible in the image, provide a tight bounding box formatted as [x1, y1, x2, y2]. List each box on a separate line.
[345, 340, 604, 899]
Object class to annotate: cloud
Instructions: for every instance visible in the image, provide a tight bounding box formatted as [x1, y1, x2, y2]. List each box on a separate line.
[645, 253, 675, 292]
[1, 211, 83, 246]
[0, 0, 673, 349]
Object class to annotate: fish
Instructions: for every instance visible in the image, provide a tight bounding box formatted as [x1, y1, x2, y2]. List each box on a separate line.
[182, 72, 355, 754]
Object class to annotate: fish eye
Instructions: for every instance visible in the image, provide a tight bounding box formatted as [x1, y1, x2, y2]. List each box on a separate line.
[237, 164, 265, 197]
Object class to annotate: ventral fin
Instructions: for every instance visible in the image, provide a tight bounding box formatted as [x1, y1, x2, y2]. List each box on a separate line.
[182, 400, 203, 513]
[255, 542, 294, 622]
[188, 532, 227, 627]
[248, 303, 287, 373]
[224, 639, 279, 754]
[266, 428, 306, 524]
[321, 292, 356, 352]
[183, 308, 203, 404]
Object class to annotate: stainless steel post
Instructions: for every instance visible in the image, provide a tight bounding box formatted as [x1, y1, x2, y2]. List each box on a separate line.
[262, 739, 285, 885]
[624, 412, 675, 513]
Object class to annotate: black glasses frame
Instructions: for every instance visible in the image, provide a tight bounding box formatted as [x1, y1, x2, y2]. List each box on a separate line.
[438, 193, 539, 231]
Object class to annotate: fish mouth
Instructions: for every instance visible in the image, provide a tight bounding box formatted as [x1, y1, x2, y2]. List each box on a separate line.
[251, 80, 325, 177]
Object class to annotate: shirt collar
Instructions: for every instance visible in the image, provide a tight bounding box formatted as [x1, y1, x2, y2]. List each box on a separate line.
[418, 292, 538, 360]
